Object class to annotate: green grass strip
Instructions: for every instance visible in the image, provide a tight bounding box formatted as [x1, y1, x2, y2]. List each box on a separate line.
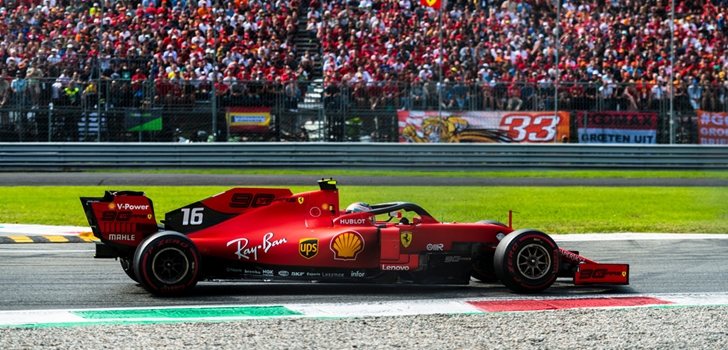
[1, 185, 727, 233]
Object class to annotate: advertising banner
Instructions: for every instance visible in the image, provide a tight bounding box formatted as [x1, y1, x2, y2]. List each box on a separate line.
[697, 110, 728, 145]
[126, 109, 162, 132]
[226, 107, 271, 133]
[397, 111, 570, 143]
[576, 112, 657, 144]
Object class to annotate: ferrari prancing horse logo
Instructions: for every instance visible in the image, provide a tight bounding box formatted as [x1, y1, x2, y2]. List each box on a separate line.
[400, 231, 413, 248]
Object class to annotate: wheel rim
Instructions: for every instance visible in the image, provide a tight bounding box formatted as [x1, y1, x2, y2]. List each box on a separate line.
[151, 247, 190, 285]
[516, 243, 551, 280]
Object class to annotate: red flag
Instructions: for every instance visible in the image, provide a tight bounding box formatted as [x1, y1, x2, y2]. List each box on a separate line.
[420, 0, 443, 10]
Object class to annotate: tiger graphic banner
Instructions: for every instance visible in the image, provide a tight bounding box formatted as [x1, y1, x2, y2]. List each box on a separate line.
[398, 111, 570, 143]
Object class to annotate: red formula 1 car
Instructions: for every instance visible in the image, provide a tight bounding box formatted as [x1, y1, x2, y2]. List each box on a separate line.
[80, 179, 629, 296]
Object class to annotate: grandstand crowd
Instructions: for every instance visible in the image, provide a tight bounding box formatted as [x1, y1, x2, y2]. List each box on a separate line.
[0, 0, 726, 112]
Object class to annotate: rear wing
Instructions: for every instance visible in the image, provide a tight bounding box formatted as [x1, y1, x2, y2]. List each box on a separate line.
[80, 191, 159, 250]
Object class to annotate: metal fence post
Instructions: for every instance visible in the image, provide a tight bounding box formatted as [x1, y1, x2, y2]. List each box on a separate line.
[212, 80, 218, 141]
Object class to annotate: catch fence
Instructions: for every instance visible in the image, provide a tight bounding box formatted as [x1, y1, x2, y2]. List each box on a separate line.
[1, 79, 726, 144]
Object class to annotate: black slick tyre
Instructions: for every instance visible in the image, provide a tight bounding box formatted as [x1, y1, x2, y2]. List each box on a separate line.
[119, 256, 138, 282]
[494, 229, 559, 293]
[133, 231, 200, 296]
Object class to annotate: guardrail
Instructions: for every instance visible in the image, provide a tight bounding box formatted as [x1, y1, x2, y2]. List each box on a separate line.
[1, 143, 727, 170]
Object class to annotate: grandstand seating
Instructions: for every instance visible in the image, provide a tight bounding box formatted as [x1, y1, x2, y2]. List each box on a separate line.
[0, 0, 725, 142]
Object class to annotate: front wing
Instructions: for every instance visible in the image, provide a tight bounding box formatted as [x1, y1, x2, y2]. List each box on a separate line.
[560, 249, 629, 285]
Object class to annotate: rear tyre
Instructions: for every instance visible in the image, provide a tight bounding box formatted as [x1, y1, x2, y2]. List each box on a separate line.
[119, 256, 138, 283]
[494, 229, 559, 293]
[133, 231, 200, 296]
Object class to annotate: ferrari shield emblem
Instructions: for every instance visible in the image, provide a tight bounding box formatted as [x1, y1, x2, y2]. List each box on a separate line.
[297, 197, 304, 204]
[400, 231, 413, 248]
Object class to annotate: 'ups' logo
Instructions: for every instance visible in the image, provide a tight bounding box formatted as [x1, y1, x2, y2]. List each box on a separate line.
[330, 231, 364, 260]
[299, 238, 318, 259]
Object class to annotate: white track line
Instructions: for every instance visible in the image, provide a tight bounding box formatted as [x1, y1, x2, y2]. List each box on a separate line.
[2, 293, 728, 327]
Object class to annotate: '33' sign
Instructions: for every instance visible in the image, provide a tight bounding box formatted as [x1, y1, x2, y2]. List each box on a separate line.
[500, 114, 564, 142]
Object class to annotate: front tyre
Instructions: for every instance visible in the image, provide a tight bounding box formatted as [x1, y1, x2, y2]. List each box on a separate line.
[494, 229, 559, 293]
[133, 231, 200, 296]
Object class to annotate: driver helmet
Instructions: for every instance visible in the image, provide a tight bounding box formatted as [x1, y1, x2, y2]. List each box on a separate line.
[346, 202, 371, 213]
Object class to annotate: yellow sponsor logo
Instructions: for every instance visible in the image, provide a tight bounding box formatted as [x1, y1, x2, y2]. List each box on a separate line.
[297, 197, 305, 205]
[299, 238, 319, 259]
[400, 231, 413, 248]
[330, 231, 365, 260]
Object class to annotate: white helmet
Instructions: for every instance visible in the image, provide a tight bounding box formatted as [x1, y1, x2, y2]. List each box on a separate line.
[346, 202, 371, 213]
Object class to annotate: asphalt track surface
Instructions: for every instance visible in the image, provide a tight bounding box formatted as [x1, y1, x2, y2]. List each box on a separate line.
[1, 172, 728, 186]
[1, 237, 726, 311]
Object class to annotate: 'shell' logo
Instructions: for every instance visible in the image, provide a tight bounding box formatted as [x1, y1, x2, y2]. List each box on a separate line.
[330, 231, 364, 260]
[299, 238, 319, 259]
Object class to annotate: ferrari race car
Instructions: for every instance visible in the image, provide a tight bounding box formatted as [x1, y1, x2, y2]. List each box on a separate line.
[81, 179, 629, 296]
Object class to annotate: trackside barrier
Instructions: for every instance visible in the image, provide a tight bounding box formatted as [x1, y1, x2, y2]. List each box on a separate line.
[0, 143, 727, 170]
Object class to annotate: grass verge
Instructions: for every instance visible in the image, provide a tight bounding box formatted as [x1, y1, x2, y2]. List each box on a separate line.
[1, 186, 726, 234]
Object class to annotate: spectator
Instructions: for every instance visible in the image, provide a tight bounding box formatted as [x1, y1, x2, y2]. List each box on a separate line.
[650, 81, 666, 111]
[688, 77, 702, 110]
[0, 69, 10, 125]
[10, 71, 28, 106]
[506, 81, 522, 111]
[284, 80, 302, 111]
[26, 63, 43, 108]
[63, 79, 81, 106]
[0, 0, 724, 115]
